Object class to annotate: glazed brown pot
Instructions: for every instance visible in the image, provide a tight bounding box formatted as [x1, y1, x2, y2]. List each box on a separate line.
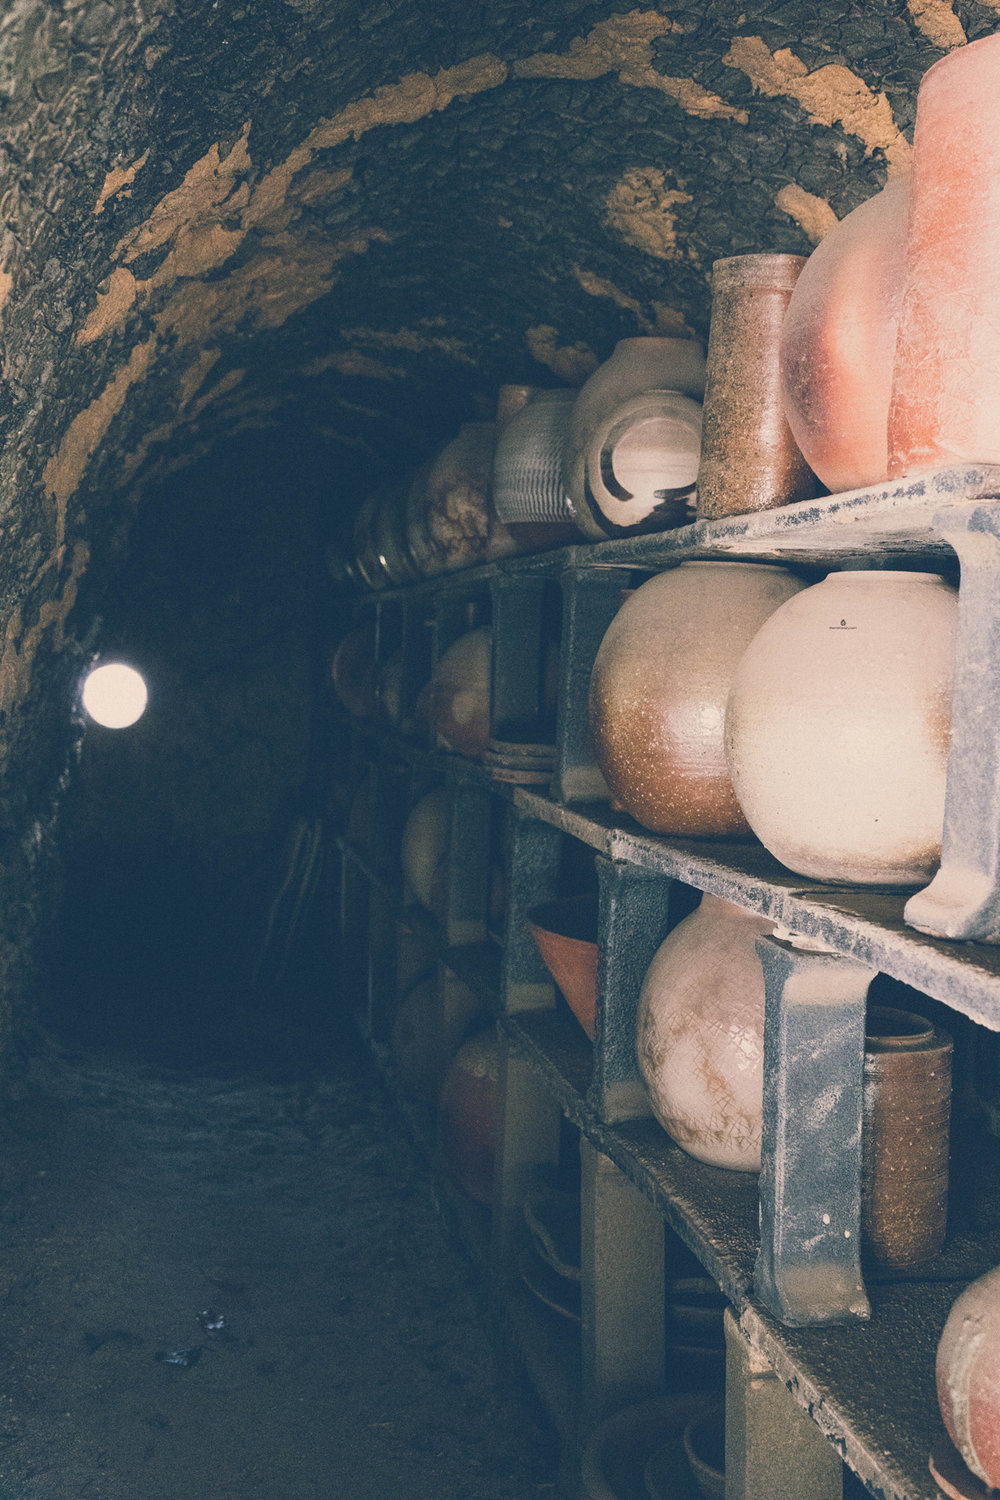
[526, 893, 599, 1039]
[436, 1028, 501, 1205]
[589, 561, 805, 836]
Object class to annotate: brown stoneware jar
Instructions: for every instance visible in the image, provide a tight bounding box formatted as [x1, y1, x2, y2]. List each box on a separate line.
[697, 253, 817, 519]
[426, 625, 492, 758]
[936, 1262, 1000, 1492]
[589, 560, 805, 836]
[861, 1005, 952, 1268]
[437, 1029, 502, 1205]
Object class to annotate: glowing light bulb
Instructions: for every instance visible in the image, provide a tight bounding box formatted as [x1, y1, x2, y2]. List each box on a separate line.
[81, 663, 148, 729]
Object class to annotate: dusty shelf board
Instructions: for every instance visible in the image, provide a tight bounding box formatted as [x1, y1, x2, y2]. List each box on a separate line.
[513, 792, 1000, 1031]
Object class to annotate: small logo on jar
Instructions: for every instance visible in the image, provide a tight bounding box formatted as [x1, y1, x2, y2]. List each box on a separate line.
[830, 618, 857, 630]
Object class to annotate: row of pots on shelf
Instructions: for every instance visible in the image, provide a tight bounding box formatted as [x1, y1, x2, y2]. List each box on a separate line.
[333, 557, 957, 893]
[334, 31, 1000, 597]
[386, 780, 996, 1496]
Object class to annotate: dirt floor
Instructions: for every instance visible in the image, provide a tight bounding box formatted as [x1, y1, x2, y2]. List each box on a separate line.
[0, 1011, 558, 1499]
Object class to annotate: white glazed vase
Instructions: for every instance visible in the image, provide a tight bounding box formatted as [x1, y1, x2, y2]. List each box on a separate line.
[725, 569, 958, 885]
[636, 894, 774, 1171]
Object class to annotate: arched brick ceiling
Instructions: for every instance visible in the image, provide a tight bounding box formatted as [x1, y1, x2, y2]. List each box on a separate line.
[0, 0, 995, 788]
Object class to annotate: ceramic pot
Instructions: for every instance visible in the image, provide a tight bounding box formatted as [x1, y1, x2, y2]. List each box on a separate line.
[407, 424, 520, 575]
[889, 34, 1000, 475]
[330, 624, 378, 718]
[780, 179, 909, 494]
[697, 253, 816, 518]
[580, 1393, 718, 1500]
[352, 485, 392, 590]
[389, 975, 481, 1106]
[936, 1263, 1000, 1490]
[725, 569, 958, 884]
[400, 787, 451, 915]
[563, 337, 706, 541]
[427, 626, 492, 757]
[862, 1006, 952, 1268]
[589, 561, 805, 836]
[681, 1407, 726, 1500]
[636, 894, 775, 1171]
[526, 893, 599, 1040]
[492, 389, 579, 548]
[436, 1028, 501, 1205]
[374, 648, 405, 730]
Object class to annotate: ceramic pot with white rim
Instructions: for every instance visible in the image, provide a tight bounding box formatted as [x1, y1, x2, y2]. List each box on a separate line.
[563, 337, 706, 540]
[589, 561, 806, 836]
[636, 893, 775, 1171]
[725, 569, 958, 885]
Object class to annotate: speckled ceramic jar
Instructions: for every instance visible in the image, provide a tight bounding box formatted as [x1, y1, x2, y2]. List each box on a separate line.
[861, 1006, 952, 1268]
[936, 1263, 1000, 1490]
[697, 254, 816, 519]
[589, 561, 805, 836]
[636, 893, 775, 1171]
[725, 569, 958, 884]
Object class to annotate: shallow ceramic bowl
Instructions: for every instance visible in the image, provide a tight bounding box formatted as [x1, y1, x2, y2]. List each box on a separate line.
[526, 894, 599, 1039]
[580, 1393, 713, 1500]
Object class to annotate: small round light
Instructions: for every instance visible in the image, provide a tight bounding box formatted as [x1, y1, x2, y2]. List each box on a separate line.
[81, 663, 148, 729]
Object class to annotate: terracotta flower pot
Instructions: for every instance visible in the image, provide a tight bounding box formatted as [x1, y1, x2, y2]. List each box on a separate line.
[589, 561, 805, 836]
[725, 569, 958, 884]
[780, 178, 909, 494]
[936, 1262, 1000, 1490]
[526, 894, 599, 1039]
[636, 893, 775, 1170]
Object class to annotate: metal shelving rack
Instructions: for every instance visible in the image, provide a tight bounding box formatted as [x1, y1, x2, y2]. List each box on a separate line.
[330, 465, 1000, 1500]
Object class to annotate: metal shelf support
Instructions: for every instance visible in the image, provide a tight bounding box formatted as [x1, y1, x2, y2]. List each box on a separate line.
[754, 935, 876, 1327]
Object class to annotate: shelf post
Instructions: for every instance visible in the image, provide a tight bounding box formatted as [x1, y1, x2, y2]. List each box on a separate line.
[489, 574, 552, 746]
[579, 1138, 666, 1428]
[501, 805, 563, 1014]
[906, 500, 1000, 940]
[724, 1309, 843, 1500]
[754, 934, 876, 1327]
[443, 780, 491, 948]
[588, 856, 675, 1124]
[551, 566, 633, 803]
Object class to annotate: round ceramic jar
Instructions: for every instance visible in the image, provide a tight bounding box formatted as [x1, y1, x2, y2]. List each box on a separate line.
[427, 626, 493, 758]
[437, 1029, 501, 1205]
[636, 894, 775, 1171]
[400, 787, 451, 914]
[563, 337, 706, 541]
[725, 569, 958, 884]
[589, 560, 805, 836]
[936, 1263, 1000, 1490]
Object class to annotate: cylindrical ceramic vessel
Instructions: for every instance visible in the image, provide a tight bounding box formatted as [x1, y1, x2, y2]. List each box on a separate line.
[493, 390, 578, 525]
[437, 1029, 501, 1205]
[889, 33, 1000, 475]
[780, 178, 909, 493]
[563, 337, 706, 541]
[589, 561, 805, 836]
[862, 1006, 952, 1267]
[636, 894, 775, 1171]
[725, 569, 958, 884]
[936, 1263, 1000, 1489]
[353, 484, 392, 590]
[697, 254, 816, 518]
[427, 626, 492, 758]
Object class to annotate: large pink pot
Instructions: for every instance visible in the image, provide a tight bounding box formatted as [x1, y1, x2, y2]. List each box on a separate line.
[780, 177, 909, 494]
[589, 561, 805, 836]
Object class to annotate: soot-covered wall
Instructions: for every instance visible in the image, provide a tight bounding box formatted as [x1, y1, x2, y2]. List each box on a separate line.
[0, 0, 990, 1069]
